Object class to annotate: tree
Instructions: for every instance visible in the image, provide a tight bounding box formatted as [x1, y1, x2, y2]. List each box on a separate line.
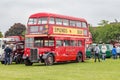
[5, 23, 26, 37]
[89, 26, 97, 42]
[98, 20, 109, 26]
[0, 31, 3, 38]
[90, 21, 120, 44]
[107, 23, 120, 43]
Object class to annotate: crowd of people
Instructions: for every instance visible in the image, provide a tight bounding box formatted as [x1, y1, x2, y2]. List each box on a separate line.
[93, 43, 120, 62]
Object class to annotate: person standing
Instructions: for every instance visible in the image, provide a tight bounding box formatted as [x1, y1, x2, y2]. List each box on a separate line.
[4, 45, 12, 65]
[116, 45, 120, 58]
[112, 45, 117, 59]
[101, 43, 107, 60]
[94, 44, 100, 62]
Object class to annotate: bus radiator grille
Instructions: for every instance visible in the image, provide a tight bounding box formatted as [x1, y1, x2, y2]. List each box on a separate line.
[30, 49, 38, 62]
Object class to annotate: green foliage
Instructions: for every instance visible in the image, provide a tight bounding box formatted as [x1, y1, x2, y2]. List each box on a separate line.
[5, 23, 26, 37]
[98, 20, 109, 26]
[89, 26, 97, 42]
[90, 21, 120, 43]
[21, 30, 26, 38]
[0, 31, 3, 38]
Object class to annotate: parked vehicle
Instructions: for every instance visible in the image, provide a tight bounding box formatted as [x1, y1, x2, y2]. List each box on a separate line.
[99, 44, 113, 58]
[86, 43, 113, 58]
[0, 36, 24, 64]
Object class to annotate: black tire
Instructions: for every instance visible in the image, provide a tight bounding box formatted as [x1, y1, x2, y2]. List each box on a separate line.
[15, 55, 21, 64]
[76, 53, 82, 62]
[24, 59, 33, 66]
[44, 54, 54, 66]
[1, 61, 5, 64]
[15, 54, 24, 64]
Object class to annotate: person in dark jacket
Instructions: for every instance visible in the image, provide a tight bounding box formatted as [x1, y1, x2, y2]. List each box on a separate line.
[94, 44, 100, 62]
[4, 45, 12, 65]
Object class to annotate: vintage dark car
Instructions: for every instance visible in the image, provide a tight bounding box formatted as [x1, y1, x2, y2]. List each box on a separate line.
[0, 41, 24, 64]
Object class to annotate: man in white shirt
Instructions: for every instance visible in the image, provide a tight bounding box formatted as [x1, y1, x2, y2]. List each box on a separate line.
[116, 45, 120, 58]
[101, 43, 107, 60]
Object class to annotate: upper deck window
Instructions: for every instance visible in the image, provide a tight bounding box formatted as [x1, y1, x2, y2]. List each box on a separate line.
[38, 18, 48, 24]
[29, 26, 39, 33]
[76, 21, 82, 27]
[28, 18, 37, 25]
[56, 18, 62, 25]
[82, 22, 87, 28]
[49, 18, 55, 24]
[63, 19, 69, 26]
[70, 20, 76, 27]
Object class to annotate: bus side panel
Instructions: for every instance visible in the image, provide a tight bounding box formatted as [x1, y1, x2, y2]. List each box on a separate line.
[64, 46, 76, 61]
[55, 47, 67, 62]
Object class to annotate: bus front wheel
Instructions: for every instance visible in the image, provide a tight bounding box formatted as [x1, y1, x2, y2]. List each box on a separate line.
[1, 61, 4, 64]
[44, 54, 54, 66]
[24, 59, 33, 66]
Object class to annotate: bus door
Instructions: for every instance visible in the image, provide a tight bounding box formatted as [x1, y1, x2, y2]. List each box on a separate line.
[79, 39, 85, 60]
[55, 40, 67, 61]
[65, 40, 85, 61]
[64, 40, 76, 61]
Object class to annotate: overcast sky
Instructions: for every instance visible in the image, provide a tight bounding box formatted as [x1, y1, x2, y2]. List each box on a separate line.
[0, 0, 120, 34]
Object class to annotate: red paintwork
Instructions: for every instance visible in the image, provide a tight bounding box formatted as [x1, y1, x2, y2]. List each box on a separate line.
[29, 12, 87, 22]
[24, 37, 86, 62]
[86, 32, 92, 44]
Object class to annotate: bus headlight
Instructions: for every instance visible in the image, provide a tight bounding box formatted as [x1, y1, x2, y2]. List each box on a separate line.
[26, 54, 29, 57]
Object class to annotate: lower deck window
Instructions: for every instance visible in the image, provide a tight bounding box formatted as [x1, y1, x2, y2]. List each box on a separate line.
[56, 40, 63, 46]
[34, 40, 43, 47]
[56, 40, 81, 47]
[45, 40, 54, 46]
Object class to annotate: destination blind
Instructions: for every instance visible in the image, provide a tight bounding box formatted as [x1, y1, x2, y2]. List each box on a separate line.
[53, 26, 84, 35]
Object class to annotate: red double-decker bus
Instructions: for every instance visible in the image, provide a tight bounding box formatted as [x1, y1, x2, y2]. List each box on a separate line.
[23, 12, 89, 66]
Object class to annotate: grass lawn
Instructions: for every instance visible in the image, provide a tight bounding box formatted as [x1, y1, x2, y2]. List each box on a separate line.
[0, 59, 120, 80]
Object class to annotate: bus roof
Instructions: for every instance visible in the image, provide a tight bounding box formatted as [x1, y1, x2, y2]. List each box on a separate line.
[29, 12, 87, 22]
